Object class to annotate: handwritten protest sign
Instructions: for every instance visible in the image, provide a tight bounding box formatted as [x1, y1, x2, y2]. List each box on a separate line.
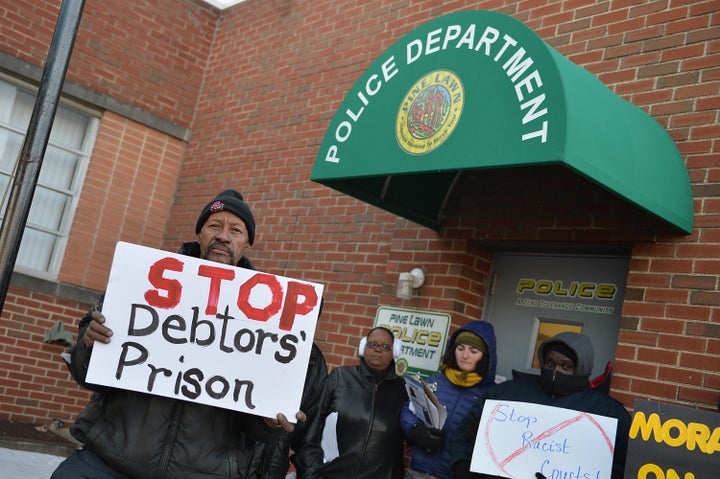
[86, 242, 324, 421]
[625, 399, 720, 479]
[471, 400, 617, 478]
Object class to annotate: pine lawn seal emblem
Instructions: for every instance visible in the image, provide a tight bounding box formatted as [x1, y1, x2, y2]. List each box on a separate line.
[396, 70, 464, 155]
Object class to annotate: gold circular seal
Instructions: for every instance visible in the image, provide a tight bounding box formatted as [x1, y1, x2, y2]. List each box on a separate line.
[396, 70, 464, 155]
[395, 357, 408, 377]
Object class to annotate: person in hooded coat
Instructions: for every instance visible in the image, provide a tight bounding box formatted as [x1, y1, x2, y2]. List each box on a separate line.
[449, 331, 631, 479]
[401, 321, 497, 479]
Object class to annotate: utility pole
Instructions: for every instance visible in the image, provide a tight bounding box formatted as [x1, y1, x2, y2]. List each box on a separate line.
[0, 0, 86, 314]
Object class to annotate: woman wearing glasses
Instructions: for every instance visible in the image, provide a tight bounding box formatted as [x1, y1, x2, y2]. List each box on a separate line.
[299, 326, 408, 479]
[400, 321, 497, 479]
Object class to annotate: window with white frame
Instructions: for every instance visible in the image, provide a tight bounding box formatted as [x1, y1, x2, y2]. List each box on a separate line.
[0, 76, 98, 278]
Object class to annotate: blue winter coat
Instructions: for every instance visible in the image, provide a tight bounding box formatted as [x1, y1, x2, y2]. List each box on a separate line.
[400, 320, 497, 479]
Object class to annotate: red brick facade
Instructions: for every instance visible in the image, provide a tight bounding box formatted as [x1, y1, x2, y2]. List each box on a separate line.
[0, 0, 718, 426]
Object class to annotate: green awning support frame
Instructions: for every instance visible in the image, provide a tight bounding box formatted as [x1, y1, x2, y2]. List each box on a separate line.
[310, 10, 693, 234]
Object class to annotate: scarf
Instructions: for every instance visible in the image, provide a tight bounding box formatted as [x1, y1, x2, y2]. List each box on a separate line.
[540, 368, 590, 397]
[444, 367, 483, 387]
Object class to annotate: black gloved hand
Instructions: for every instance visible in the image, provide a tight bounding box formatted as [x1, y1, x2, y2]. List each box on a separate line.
[409, 421, 445, 453]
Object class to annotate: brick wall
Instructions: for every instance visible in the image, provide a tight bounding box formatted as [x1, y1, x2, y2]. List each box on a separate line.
[0, 0, 717, 424]
[0, 110, 187, 423]
[0, 287, 90, 423]
[0, 0, 201, 424]
[0, 0, 216, 128]
[165, 0, 718, 410]
[61, 111, 187, 289]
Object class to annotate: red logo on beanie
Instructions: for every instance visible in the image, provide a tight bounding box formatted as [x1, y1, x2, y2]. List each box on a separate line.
[209, 201, 224, 213]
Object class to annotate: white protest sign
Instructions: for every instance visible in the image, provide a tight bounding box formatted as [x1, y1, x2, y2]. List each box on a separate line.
[86, 241, 324, 421]
[471, 400, 617, 478]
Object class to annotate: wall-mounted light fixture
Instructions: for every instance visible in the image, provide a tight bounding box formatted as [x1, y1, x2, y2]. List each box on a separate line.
[396, 268, 425, 300]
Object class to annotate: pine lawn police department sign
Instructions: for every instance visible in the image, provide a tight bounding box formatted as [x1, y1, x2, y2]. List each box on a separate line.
[311, 10, 694, 234]
[322, 12, 551, 167]
[375, 306, 450, 378]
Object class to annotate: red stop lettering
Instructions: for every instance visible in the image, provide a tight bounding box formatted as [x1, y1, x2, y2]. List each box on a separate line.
[145, 257, 184, 308]
[279, 281, 318, 331]
[237, 273, 283, 322]
[198, 264, 235, 315]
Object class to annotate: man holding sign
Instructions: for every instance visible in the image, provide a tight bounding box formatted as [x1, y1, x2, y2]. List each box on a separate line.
[450, 332, 631, 479]
[52, 190, 308, 479]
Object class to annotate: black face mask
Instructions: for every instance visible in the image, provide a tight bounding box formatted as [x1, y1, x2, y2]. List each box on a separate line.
[540, 368, 590, 397]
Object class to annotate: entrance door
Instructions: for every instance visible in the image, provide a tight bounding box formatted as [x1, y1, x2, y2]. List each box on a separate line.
[484, 252, 630, 382]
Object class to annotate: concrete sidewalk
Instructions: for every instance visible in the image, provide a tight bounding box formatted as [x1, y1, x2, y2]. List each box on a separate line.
[0, 421, 78, 478]
[0, 446, 68, 478]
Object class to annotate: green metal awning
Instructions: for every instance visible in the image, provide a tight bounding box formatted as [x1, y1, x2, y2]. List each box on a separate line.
[310, 10, 693, 233]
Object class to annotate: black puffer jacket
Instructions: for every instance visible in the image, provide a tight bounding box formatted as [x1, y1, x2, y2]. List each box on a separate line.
[300, 358, 409, 479]
[66, 242, 282, 479]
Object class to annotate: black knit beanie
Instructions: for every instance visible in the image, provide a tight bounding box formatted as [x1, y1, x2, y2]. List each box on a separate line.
[454, 331, 489, 355]
[195, 190, 256, 245]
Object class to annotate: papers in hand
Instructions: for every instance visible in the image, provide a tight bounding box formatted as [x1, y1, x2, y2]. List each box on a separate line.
[321, 411, 339, 463]
[404, 374, 447, 429]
